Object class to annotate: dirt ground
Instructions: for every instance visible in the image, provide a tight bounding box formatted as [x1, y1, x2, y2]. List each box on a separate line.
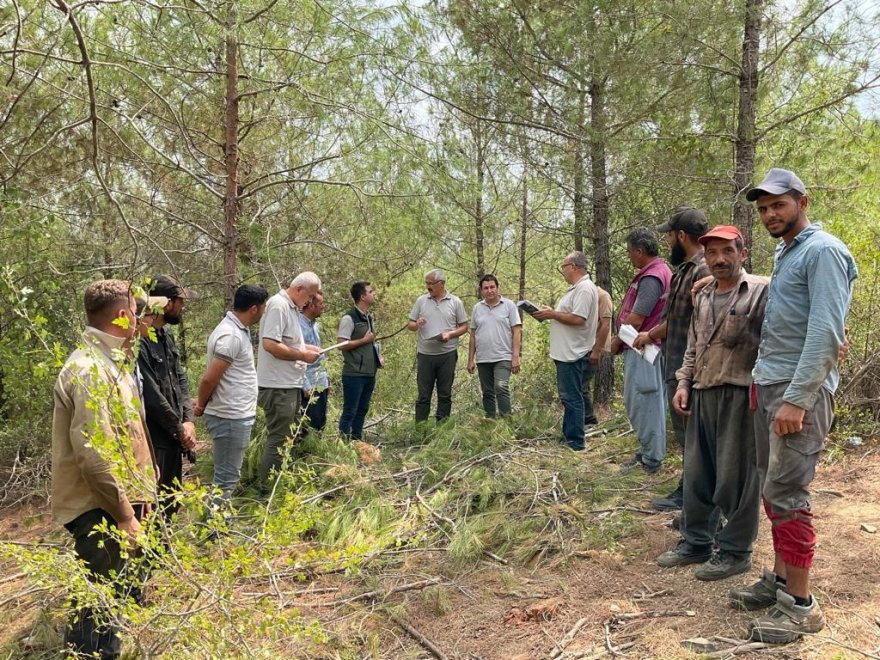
[2, 447, 879, 658]
[365, 448, 880, 659]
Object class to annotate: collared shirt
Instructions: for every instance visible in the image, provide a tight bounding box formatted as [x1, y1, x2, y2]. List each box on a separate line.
[257, 290, 307, 388]
[470, 296, 522, 363]
[206, 311, 258, 419]
[660, 250, 711, 382]
[752, 223, 857, 409]
[299, 315, 329, 391]
[409, 292, 468, 355]
[676, 273, 769, 390]
[549, 274, 598, 362]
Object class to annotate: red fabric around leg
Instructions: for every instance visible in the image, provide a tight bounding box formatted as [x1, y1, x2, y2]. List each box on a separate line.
[765, 501, 815, 569]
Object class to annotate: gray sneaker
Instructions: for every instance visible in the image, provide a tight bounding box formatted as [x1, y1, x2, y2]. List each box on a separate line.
[748, 590, 825, 644]
[694, 552, 751, 581]
[657, 540, 712, 568]
[729, 568, 783, 610]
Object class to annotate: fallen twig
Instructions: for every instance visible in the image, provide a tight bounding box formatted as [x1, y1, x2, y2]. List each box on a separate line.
[388, 611, 448, 660]
[704, 641, 770, 657]
[550, 616, 587, 658]
[612, 609, 695, 622]
[634, 587, 672, 601]
[321, 577, 442, 607]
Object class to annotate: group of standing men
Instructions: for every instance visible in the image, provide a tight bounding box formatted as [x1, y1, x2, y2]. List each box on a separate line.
[50, 166, 855, 656]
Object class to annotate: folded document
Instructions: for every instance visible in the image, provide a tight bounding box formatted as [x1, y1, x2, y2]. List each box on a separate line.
[617, 324, 661, 365]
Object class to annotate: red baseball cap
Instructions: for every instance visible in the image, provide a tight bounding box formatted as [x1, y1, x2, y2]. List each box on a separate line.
[698, 225, 743, 246]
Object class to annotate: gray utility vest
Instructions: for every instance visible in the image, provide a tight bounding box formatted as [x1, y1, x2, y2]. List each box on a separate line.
[342, 308, 379, 376]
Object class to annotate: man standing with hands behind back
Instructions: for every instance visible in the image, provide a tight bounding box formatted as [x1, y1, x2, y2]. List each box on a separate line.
[407, 269, 468, 423]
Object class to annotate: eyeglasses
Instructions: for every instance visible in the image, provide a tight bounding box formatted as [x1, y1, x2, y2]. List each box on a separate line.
[558, 262, 574, 274]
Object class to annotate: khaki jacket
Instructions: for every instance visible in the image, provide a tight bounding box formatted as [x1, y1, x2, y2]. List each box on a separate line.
[52, 327, 156, 525]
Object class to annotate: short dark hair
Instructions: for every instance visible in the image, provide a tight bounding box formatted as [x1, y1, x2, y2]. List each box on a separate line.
[626, 228, 659, 257]
[350, 281, 371, 302]
[479, 274, 498, 289]
[84, 279, 134, 326]
[787, 190, 803, 203]
[233, 284, 269, 312]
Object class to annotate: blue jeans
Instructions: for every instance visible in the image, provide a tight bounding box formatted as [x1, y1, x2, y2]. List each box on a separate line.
[554, 357, 586, 450]
[339, 375, 376, 439]
[204, 414, 255, 499]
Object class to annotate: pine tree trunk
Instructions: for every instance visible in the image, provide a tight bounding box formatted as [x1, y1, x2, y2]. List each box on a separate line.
[223, 2, 240, 309]
[733, 0, 762, 270]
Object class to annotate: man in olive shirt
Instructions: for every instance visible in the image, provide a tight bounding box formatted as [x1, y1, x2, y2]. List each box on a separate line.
[407, 269, 468, 422]
[656, 225, 766, 582]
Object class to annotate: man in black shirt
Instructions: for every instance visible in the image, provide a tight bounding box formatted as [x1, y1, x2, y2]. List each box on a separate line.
[138, 275, 196, 516]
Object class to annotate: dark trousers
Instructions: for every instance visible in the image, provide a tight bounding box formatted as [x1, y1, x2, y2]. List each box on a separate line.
[303, 388, 329, 432]
[63, 508, 145, 659]
[476, 361, 512, 417]
[154, 444, 183, 517]
[339, 375, 377, 439]
[681, 385, 760, 555]
[555, 357, 586, 450]
[582, 360, 598, 425]
[415, 352, 457, 422]
[258, 386, 302, 488]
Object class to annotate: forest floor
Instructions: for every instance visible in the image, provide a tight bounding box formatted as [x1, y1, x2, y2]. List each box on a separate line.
[1, 426, 879, 659]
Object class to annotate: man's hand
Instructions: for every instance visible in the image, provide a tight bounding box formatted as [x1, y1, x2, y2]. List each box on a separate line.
[416, 317, 427, 327]
[632, 331, 652, 349]
[362, 330, 376, 343]
[511, 355, 521, 374]
[301, 346, 322, 364]
[691, 275, 713, 297]
[117, 516, 142, 547]
[610, 336, 624, 355]
[193, 399, 206, 417]
[531, 306, 555, 322]
[672, 388, 691, 417]
[838, 325, 850, 362]
[589, 349, 602, 366]
[181, 421, 196, 449]
[467, 359, 476, 374]
[773, 402, 806, 436]
[439, 331, 450, 342]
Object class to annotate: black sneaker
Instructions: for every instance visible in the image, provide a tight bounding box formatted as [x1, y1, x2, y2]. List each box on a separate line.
[730, 568, 784, 611]
[694, 552, 752, 581]
[621, 453, 643, 469]
[652, 482, 683, 511]
[656, 540, 712, 568]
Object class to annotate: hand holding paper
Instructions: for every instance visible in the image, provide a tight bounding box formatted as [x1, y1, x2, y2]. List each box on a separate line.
[618, 324, 661, 364]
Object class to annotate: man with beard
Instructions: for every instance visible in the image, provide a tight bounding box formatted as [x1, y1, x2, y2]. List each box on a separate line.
[138, 275, 196, 516]
[634, 208, 710, 510]
[656, 225, 765, 581]
[730, 169, 857, 644]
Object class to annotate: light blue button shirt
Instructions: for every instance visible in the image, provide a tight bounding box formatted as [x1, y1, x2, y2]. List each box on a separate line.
[752, 223, 857, 409]
[299, 316, 329, 391]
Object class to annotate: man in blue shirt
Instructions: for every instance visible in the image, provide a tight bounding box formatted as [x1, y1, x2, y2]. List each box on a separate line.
[730, 169, 857, 645]
[299, 291, 329, 433]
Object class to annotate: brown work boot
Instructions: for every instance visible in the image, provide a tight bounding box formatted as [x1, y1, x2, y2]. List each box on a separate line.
[729, 568, 783, 611]
[748, 590, 825, 644]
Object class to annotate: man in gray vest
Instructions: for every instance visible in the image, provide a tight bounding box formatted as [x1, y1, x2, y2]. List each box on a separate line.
[337, 281, 382, 439]
[407, 268, 468, 423]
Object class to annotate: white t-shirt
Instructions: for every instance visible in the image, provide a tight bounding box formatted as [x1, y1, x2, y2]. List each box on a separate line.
[205, 312, 258, 419]
[409, 292, 468, 355]
[549, 275, 598, 362]
[256, 290, 306, 388]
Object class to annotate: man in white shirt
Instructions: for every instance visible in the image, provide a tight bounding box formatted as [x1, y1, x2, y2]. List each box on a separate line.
[256, 272, 322, 492]
[467, 275, 522, 417]
[533, 251, 598, 450]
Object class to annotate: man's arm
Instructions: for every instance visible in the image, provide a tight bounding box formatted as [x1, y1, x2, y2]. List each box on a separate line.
[261, 337, 321, 364]
[441, 321, 469, 342]
[193, 356, 231, 416]
[673, 307, 700, 416]
[591, 316, 611, 365]
[777, 248, 855, 434]
[511, 325, 522, 373]
[467, 328, 477, 373]
[532, 307, 585, 325]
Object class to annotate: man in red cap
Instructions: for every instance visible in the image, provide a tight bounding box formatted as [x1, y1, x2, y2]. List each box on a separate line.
[656, 225, 767, 581]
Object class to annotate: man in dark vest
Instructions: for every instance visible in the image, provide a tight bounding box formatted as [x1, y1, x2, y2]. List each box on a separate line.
[337, 281, 382, 439]
[611, 228, 673, 473]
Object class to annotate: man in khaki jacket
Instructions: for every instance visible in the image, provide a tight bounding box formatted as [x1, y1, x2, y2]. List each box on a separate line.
[52, 279, 157, 659]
